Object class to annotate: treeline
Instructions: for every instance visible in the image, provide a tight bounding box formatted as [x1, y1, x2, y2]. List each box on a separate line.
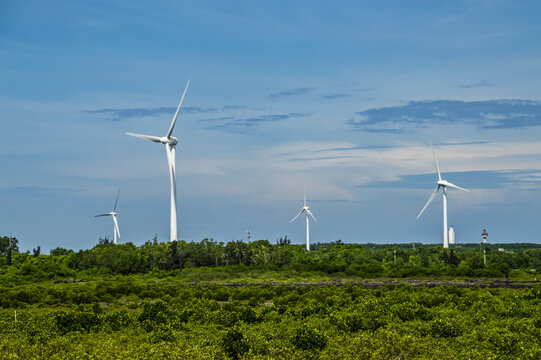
[1, 234, 540, 281]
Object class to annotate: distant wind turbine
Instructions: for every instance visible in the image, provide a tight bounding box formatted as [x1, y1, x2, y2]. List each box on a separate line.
[416, 143, 470, 248]
[126, 80, 190, 242]
[95, 188, 121, 245]
[290, 187, 317, 251]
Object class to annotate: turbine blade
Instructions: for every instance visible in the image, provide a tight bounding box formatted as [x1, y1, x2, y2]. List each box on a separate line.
[431, 142, 442, 181]
[290, 209, 305, 223]
[446, 182, 470, 192]
[166, 80, 190, 138]
[113, 187, 120, 212]
[417, 186, 440, 219]
[307, 209, 317, 222]
[95, 214, 110, 217]
[126, 132, 161, 143]
[304, 185, 307, 207]
[113, 216, 120, 238]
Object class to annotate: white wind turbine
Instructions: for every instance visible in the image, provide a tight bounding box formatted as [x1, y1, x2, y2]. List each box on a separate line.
[290, 187, 317, 251]
[126, 80, 190, 242]
[95, 188, 121, 245]
[416, 143, 470, 248]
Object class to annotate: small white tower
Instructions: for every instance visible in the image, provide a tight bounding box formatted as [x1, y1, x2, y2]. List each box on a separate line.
[482, 229, 488, 244]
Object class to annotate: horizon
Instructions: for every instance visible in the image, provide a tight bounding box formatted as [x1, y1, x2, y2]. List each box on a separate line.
[1, 1, 541, 252]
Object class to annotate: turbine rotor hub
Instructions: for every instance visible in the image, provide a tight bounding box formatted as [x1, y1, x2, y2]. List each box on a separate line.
[160, 136, 178, 146]
[437, 180, 449, 187]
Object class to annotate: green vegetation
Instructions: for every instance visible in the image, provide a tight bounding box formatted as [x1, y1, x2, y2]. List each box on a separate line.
[1, 235, 540, 284]
[1, 281, 541, 359]
[1, 235, 540, 358]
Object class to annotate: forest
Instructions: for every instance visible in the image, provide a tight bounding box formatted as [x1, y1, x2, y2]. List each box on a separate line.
[1, 235, 541, 359]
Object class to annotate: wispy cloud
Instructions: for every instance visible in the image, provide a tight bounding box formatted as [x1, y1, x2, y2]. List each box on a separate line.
[458, 80, 490, 88]
[322, 93, 351, 100]
[357, 170, 541, 190]
[0, 186, 83, 197]
[204, 113, 308, 133]
[85, 105, 246, 121]
[348, 99, 541, 132]
[268, 87, 313, 98]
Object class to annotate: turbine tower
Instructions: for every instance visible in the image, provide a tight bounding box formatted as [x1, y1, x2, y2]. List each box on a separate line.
[416, 143, 470, 248]
[126, 80, 190, 242]
[95, 188, 121, 244]
[290, 187, 317, 251]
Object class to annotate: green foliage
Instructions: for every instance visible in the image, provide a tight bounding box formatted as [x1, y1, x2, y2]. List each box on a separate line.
[2, 239, 541, 359]
[54, 303, 103, 334]
[221, 327, 249, 359]
[0, 282, 540, 358]
[429, 318, 461, 337]
[290, 327, 328, 351]
[2, 240, 541, 282]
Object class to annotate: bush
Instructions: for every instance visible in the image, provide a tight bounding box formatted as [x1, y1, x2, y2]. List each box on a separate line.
[291, 327, 328, 351]
[148, 324, 175, 343]
[138, 300, 170, 331]
[429, 318, 460, 337]
[221, 327, 249, 359]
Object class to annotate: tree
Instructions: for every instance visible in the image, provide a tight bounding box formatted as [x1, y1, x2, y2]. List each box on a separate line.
[0, 236, 19, 256]
[98, 236, 111, 246]
[50, 247, 72, 256]
[33, 246, 41, 257]
[277, 236, 290, 246]
[168, 241, 181, 269]
[1, 236, 19, 265]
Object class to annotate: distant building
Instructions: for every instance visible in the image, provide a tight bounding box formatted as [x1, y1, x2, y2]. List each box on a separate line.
[449, 226, 455, 245]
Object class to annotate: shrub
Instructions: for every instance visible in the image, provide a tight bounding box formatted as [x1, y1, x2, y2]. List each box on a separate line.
[138, 300, 170, 331]
[148, 324, 175, 343]
[429, 318, 460, 337]
[221, 327, 249, 359]
[290, 327, 328, 351]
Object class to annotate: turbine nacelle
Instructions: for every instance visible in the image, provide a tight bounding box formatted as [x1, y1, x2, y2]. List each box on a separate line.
[437, 180, 450, 187]
[161, 136, 178, 146]
[437, 179, 469, 192]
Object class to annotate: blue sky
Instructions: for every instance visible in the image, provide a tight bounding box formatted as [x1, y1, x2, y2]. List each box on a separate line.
[1, 1, 541, 251]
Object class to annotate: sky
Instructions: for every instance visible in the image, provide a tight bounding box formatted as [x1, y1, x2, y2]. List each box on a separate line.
[1, 1, 541, 252]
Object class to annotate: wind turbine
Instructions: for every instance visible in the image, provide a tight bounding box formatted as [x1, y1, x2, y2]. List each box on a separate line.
[126, 80, 190, 242]
[95, 188, 121, 245]
[416, 143, 470, 248]
[290, 187, 317, 251]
